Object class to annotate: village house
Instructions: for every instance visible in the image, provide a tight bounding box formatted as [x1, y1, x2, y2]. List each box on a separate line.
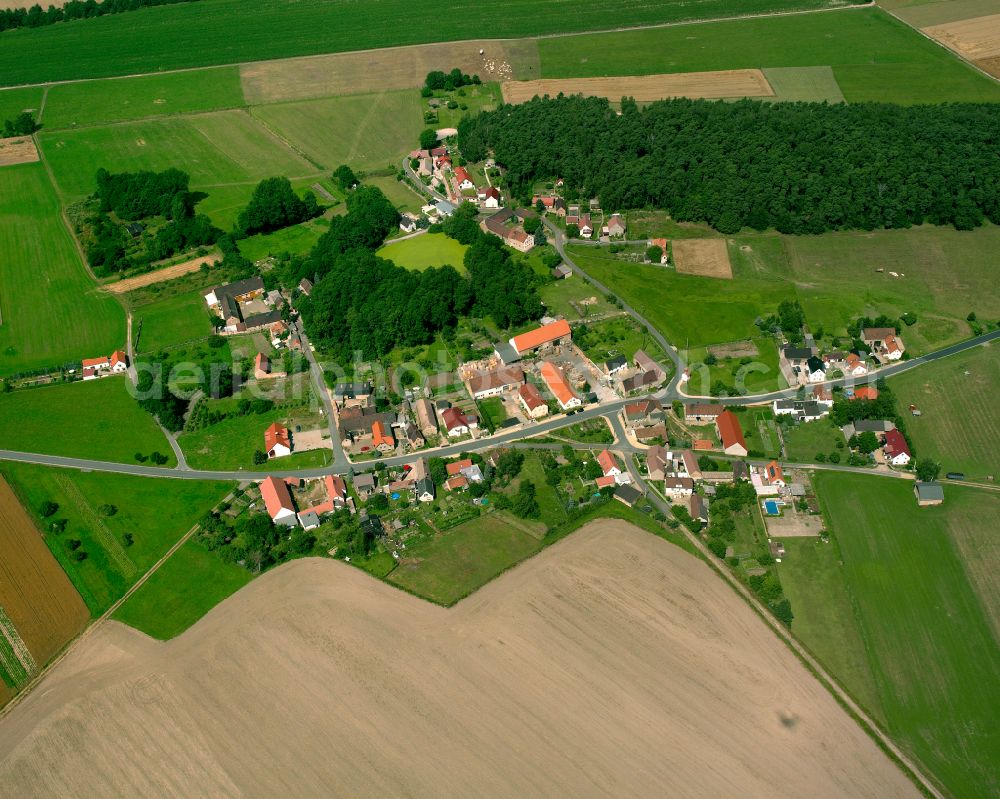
[565, 204, 581, 225]
[353, 472, 376, 498]
[604, 355, 628, 377]
[680, 450, 701, 480]
[648, 238, 670, 264]
[914, 482, 944, 506]
[716, 410, 748, 457]
[480, 186, 501, 209]
[265, 422, 292, 459]
[204, 276, 271, 333]
[634, 350, 667, 383]
[579, 213, 593, 238]
[398, 213, 419, 233]
[333, 381, 373, 408]
[413, 397, 439, 437]
[689, 494, 708, 524]
[862, 327, 899, 352]
[532, 195, 566, 216]
[685, 403, 725, 423]
[399, 422, 424, 450]
[260, 476, 298, 527]
[454, 166, 475, 191]
[764, 460, 785, 487]
[518, 382, 549, 418]
[623, 398, 664, 428]
[338, 405, 396, 448]
[779, 345, 819, 385]
[772, 399, 829, 422]
[621, 369, 659, 394]
[646, 445, 669, 481]
[842, 419, 895, 439]
[414, 477, 436, 503]
[883, 428, 911, 466]
[327, 474, 348, 507]
[446, 474, 469, 492]
[605, 213, 626, 238]
[481, 207, 535, 252]
[850, 386, 879, 401]
[254, 352, 286, 380]
[664, 477, 695, 497]
[539, 361, 581, 410]
[598, 449, 631, 485]
[467, 364, 524, 399]
[371, 420, 395, 453]
[843, 352, 869, 377]
[509, 319, 572, 356]
[82, 350, 128, 380]
[447, 458, 484, 483]
[441, 406, 476, 437]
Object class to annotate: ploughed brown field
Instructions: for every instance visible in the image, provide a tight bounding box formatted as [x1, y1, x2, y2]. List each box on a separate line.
[501, 69, 774, 104]
[0, 137, 39, 168]
[0, 521, 918, 798]
[0, 478, 88, 699]
[673, 238, 734, 278]
[923, 14, 1000, 78]
[105, 250, 220, 294]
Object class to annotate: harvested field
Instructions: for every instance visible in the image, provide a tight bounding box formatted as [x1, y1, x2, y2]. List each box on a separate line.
[0, 521, 918, 798]
[0, 478, 88, 700]
[923, 14, 1000, 67]
[501, 69, 773, 104]
[673, 238, 733, 279]
[241, 39, 540, 104]
[106, 251, 220, 294]
[707, 340, 759, 359]
[0, 137, 38, 167]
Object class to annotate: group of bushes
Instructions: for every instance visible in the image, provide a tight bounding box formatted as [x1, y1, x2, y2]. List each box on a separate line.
[0, 0, 197, 34]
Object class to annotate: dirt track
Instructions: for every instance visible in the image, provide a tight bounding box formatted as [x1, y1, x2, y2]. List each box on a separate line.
[0, 521, 918, 798]
[502, 69, 774, 104]
[105, 251, 220, 294]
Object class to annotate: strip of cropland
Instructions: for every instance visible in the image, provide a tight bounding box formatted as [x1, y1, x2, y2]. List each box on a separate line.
[0, 163, 125, 377]
[779, 473, 1000, 799]
[0, 0, 856, 86]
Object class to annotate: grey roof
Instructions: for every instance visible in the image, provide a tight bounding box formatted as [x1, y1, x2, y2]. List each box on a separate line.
[216, 276, 264, 299]
[354, 473, 376, 490]
[732, 461, 749, 480]
[604, 355, 627, 371]
[334, 381, 372, 398]
[915, 482, 945, 502]
[614, 484, 642, 504]
[297, 511, 320, 529]
[806, 356, 826, 373]
[854, 419, 894, 433]
[434, 199, 457, 215]
[415, 477, 435, 496]
[494, 342, 521, 365]
[243, 310, 283, 329]
[781, 346, 813, 361]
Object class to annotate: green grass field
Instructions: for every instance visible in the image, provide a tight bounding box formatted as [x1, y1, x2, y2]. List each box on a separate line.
[179, 403, 330, 471]
[377, 232, 468, 272]
[113, 537, 251, 639]
[0, 377, 175, 463]
[785, 473, 1000, 799]
[539, 7, 1000, 104]
[1, 462, 232, 615]
[888, 346, 1000, 481]
[762, 66, 846, 102]
[251, 90, 422, 171]
[0, 0, 843, 85]
[515, 453, 569, 530]
[0, 85, 43, 122]
[41, 68, 245, 130]
[0, 164, 125, 376]
[782, 418, 845, 463]
[134, 290, 215, 353]
[365, 174, 425, 214]
[237, 217, 329, 262]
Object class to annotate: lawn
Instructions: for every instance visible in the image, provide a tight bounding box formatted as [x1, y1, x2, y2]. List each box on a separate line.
[539, 275, 617, 320]
[538, 7, 1000, 104]
[0, 85, 43, 122]
[134, 290, 215, 353]
[0, 378, 175, 465]
[574, 315, 666, 366]
[782, 418, 845, 463]
[684, 337, 783, 395]
[365, 174, 425, 215]
[0, 462, 232, 615]
[797, 473, 1000, 799]
[251, 90, 423, 171]
[377, 232, 468, 272]
[238, 217, 330, 263]
[0, 164, 125, 376]
[478, 396, 508, 430]
[0, 0, 843, 85]
[515, 452, 569, 531]
[41, 67, 245, 130]
[113, 537, 251, 639]
[179, 403, 330, 471]
[387, 510, 543, 605]
[888, 346, 1000, 482]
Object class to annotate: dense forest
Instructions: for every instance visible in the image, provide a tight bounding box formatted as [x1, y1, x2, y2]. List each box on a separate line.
[459, 95, 1000, 233]
[235, 177, 320, 238]
[0, 0, 198, 34]
[293, 191, 542, 359]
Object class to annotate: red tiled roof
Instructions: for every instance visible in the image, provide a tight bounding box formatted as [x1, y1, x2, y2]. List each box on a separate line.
[597, 449, 618, 476]
[852, 386, 879, 401]
[595, 475, 617, 488]
[372, 420, 394, 449]
[518, 382, 546, 410]
[716, 410, 747, 452]
[510, 319, 571, 354]
[109, 350, 127, 367]
[264, 422, 290, 452]
[538, 361, 577, 407]
[82, 356, 108, 368]
[325, 474, 347, 500]
[446, 475, 469, 491]
[447, 458, 473, 476]
[765, 460, 784, 484]
[454, 166, 473, 185]
[693, 439, 713, 450]
[260, 476, 295, 519]
[883, 429, 911, 458]
[441, 407, 470, 431]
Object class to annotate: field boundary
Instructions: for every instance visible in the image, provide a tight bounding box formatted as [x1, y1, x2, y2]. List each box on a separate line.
[55, 474, 137, 578]
[885, 7, 1000, 86]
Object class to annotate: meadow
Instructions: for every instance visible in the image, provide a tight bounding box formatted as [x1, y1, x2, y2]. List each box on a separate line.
[782, 418, 845, 462]
[376, 233, 468, 272]
[0, 378, 174, 464]
[0, 0, 845, 86]
[237, 217, 329, 263]
[41, 68, 245, 130]
[783, 473, 1000, 799]
[888, 345, 999, 481]
[134, 290, 215, 353]
[113, 537, 251, 639]
[0, 85, 43, 122]
[0, 164, 125, 376]
[365, 174, 424, 214]
[538, 7, 1000, 104]
[0, 462, 233, 615]
[251, 90, 423, 171]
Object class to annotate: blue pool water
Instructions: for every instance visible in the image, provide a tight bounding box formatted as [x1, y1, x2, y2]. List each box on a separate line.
[391, 492, 400, 500]
[764, 499, 782, 516]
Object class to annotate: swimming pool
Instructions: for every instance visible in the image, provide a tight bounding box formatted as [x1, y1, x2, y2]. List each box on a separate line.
[764, 499, 782, 516]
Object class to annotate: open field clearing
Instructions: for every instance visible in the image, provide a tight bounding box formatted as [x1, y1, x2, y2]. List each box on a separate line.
[0, 86, 42, 123]
[923, 14, 1000, 77]
[251, 90, 422, 172]
[106, 251, 220, 294]
[39, 110, 315, 202]
[887, 0, 1000, 27]
[134, 291, 214, 353]
[673, 238, 734, 279]
[365, 174, 424, 214]
[41, 68, 245, 130]
[538, 7, 1000, 103]
[502, 69, 773, 104]
[0, 164, 124, 376]
[0, 477, 88, 700]
[762, 66, 846, 101]
[0, 0, 850, 86]
[242, 39, 540, 104]
[0, 136, 38, 166]
[786, 474, 1000, 799]
[0, 378, 173, 464]
[237, 217, 328, 262]
[1, 463, 232, 617]
[0, 520, 919, 798]
[377, 233, 469, 273]
[888, 345, 999, 481]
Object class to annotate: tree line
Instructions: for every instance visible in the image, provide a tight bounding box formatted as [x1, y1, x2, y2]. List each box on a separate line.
[2, 111, 39, 138]
[423, 68, 481, 95]
[459, 95, 1000, 233]
[0, 0, 198, 34]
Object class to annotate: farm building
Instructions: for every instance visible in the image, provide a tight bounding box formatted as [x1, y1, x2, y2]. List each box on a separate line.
[509, 319, 572, 356]
[260, 476, 297, 527]
[518, 382, 549, 418]
[685, 403, 724, 423]
[468, 365, 524, 399]
[538, 361, 580, 411]
[715, 410, 748, 457]
[265, 423, 292, 459]
[914, 482, 944, 506]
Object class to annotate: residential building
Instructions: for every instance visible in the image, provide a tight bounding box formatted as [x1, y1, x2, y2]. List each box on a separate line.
[634, 425, 666, 443]
[353, 473, 376, 497]
[685, 403, 725, 423]
[538, 361, 581, 410]
[446, 474, 469, 492]
[862, 327, 896, 349]
[850, 386, 879, 401]
[204, 276, 265, 313]
[634, 350, 666, 382]
[646, 445, 669, 481]
[454, 166, 475, 191]
[772, 399, 829, 422]
[914, 482, 944, 506]
[109, 350, 128, 373]
[468, 365, 524, 399]
[605, 213, 626, 238]
[716, 410, 748, 457]
[579, 213, 593, 238]
[806, 356, 826, 383]
[621, 369, 659, 394]
[441, 407, 475, 437]
[597, 449, 622, 479]
[649, 238, 669, 264]
[844, 353, 868, 377]
[764, 460, 785, 487]
[604, 355, 628, 376]
[414, 398, 438, 437]
[333, 381, 372, 407]
[681, 450, 701, 480]
[883, 429, 911, 466]
[414, 477, 436, 503]
[623, 398, 663, 427]
[371, 421, 395, 453]
[265, 422, 292, 459]
[400, 422, 424, 450]
[260, 476, 297, 527]
[688, 494, 708, 524]
[518, 382, 549, 418]
[481, 187, 501, 209]
[664, 477, 694, 496]
[326, 475, 348, 506]
[509, 319, 572, 356]
[842, 419, 895, 439]
[614, 484, 642, 507]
